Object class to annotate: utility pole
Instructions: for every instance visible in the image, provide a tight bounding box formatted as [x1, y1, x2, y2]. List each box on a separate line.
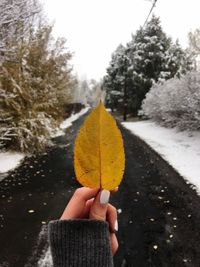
[123, 75, 127, 121]
[123, 54, 128, 121]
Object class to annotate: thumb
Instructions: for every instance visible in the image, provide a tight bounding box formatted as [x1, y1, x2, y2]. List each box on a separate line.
[89, 189, 110, 221]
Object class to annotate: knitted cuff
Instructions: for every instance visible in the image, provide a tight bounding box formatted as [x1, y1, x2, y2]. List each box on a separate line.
[48, 219, 113, 267]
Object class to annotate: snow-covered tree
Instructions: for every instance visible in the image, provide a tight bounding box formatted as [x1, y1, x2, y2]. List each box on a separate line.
[165, 40, 191, 79]
[74, 78, 105, 107]
[0, 0, 42, 150]
[188, 29, 200, 70]
[104, 15, 192, 115]
[0, 0, 41, 62]
[141, 71, 200, 131]
[74, 79, 90, 105]
[103, 44, 132, 113]
[129, 17, 171, 81]
[0, 3, 75, 152]
[127, 15, 191, 111]
[87, 79, 105, 107]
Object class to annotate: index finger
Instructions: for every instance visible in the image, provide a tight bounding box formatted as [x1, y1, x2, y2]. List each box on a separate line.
[60, 187, 99, 220]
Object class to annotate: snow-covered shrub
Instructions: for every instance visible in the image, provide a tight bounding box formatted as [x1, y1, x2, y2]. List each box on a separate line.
[13, 112, 57, 153]
[141, 71, 200, 131]
[0, 104, 59, 153]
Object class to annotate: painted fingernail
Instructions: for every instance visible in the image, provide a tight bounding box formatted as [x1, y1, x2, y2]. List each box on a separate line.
[100, 190, 110, 204]
[114, 220, 118, 232]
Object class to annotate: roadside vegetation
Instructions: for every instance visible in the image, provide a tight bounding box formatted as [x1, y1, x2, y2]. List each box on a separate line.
[0, 0, 77, 153]
[103, 15, 200, 132]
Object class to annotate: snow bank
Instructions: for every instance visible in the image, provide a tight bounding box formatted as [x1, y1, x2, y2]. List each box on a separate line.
[37, 247, 52, 267]
[52, 107, 90, 137]
[60, 107, 89, 129]
[122, 120, 200, 194]
[0, 151, 25, 173]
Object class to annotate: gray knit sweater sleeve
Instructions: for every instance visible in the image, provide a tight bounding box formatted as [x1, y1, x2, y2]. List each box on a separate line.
[48, 220, 114, 267]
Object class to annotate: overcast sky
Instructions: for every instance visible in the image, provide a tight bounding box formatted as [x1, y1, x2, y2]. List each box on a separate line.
[44, 0, 200, 80]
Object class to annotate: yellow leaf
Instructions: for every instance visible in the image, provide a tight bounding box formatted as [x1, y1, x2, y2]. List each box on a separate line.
[74, 101, 125, 190]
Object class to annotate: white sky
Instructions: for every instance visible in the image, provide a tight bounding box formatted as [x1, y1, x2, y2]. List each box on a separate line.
[44, 0, 200, 80]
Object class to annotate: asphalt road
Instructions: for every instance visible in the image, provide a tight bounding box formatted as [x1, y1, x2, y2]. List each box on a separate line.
[0, 114, 200, 267]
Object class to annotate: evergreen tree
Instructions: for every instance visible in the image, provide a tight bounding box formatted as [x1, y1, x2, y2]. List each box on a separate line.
[128, 15, 192, 111]
[104, 15, 192, 116]
[0, 2, 75, 152]
[103, 44, 132, 114]
[129, 16, 171, 81]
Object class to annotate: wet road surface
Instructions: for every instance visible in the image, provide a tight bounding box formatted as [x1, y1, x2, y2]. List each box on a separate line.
[0, 114, 200, 267]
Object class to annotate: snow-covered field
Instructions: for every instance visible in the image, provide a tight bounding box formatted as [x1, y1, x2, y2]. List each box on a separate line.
[122, 120, 200, 195]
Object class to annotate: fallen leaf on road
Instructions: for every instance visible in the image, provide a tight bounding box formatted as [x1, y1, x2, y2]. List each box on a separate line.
[28, 210, 35, 213]
[74, 101, 125, 190]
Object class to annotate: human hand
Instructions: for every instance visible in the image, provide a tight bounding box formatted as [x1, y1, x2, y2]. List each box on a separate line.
[60, 187, 118, 254]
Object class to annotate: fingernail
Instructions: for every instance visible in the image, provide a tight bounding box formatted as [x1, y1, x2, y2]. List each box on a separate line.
[100, 189, 110, 204]
[114, 220, 118, 232]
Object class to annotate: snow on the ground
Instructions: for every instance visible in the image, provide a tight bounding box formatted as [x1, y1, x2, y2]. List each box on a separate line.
[0, 151, 25, 174]
[60, 107, 89, 130]
[0, 108, 89, 175]
[36, 226, 53, 267]
[52, 107, 90, 137]
[122, 120, 200, 194]
[37, 247, 52, 267]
